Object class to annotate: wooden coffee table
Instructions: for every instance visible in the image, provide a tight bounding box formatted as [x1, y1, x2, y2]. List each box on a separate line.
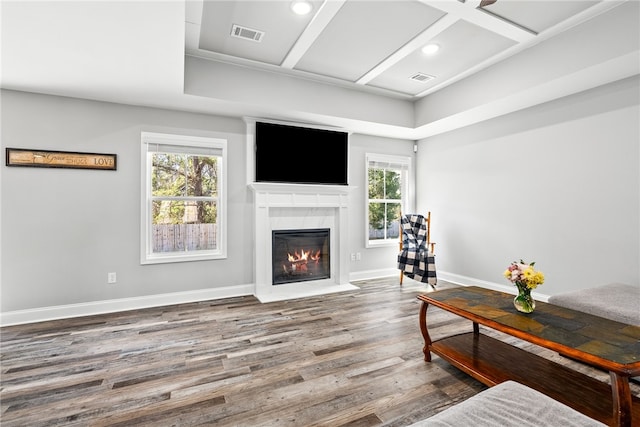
[418, 286, 640, 427]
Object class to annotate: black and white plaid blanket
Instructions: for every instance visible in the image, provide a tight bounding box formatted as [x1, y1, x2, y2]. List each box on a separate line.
[397, 214, 437, 285]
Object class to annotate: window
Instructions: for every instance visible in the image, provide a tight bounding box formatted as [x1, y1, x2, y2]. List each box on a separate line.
[366, 153, 410, 246]
[141, 132, 227, 264]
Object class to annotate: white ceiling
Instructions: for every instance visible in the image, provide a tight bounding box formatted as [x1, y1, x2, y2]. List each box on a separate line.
[1, 0, 638, 139]
[189, 0, 604, 99]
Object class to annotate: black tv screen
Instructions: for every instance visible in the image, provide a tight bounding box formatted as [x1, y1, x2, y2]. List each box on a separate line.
[255, 122, 348, 185]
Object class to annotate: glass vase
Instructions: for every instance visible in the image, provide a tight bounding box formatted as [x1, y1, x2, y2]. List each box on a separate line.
[513, 284, 535, 313]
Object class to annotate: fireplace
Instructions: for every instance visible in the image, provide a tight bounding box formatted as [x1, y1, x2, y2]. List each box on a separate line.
[272, 228, 330, 285]
[248, 182, 358, 302]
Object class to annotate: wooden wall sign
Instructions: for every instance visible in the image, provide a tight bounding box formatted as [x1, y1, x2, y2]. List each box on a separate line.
[6, 148, 117, 170]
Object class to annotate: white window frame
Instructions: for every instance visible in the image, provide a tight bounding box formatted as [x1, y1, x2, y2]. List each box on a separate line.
[365, 153, 411, 248]
[140, 132, 227, 264]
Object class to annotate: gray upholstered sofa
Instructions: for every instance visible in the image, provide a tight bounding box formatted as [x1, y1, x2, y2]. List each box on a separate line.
[409, 380, 605, 426]
[547, 282, 640, 326]
[548, 282, 640, 384]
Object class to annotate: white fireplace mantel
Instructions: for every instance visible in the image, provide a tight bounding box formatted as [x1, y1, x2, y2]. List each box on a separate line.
[249, 182, 358, 302]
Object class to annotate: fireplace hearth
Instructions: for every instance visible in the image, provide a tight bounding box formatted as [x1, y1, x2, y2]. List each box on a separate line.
[272, 229, 330, 285]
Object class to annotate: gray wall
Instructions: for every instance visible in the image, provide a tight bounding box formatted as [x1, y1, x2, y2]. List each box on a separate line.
[348, 134, 415, 279]
[0, 90, 255, 313]
[3, 75, 638, 319]
[416, 76, 640, 297]
[0, 89, 410, 315]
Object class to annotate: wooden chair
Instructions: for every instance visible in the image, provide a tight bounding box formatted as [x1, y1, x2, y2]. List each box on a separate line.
[398, 212, 436, 286]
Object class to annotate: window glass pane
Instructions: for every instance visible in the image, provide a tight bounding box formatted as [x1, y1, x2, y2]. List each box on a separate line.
[151, 154, 219, 198]
[153, 200, 184, 225]
[368, 202, 386, 240]
[387, 203, 401, 239]
[368, 168, 384, 199]
[385, 170, 402, 200]
[152, 153, 186, 197]
[185, 155, 218, 197]
[151, 200, 218, 253]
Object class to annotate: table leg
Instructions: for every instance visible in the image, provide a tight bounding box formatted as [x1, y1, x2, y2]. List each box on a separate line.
[419, 301, 432, 362]
[610, 371, 633, 427]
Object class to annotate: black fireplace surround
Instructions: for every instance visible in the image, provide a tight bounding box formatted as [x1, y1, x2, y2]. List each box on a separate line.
[272, 228, 330, 285]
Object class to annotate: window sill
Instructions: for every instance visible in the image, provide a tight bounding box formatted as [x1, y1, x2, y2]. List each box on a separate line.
[141, 252, 226, 265]
[366, 240, 399, 249]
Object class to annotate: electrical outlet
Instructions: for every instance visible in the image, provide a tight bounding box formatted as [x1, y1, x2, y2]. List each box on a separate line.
[107, 272, 117, 284]
[350, 253, 356, 261]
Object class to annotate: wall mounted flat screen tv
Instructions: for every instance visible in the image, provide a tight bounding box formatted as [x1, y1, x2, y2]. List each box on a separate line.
[255, 121, 348, 186]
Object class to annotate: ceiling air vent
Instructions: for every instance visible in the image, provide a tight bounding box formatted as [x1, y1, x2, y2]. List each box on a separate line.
[230, 24, 265, 42]
[409, 72, 435, 83]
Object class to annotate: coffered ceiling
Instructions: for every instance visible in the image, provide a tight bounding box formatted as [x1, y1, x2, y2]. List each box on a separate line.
[186, 0, 609, 99]
[1, 0, 638, 139]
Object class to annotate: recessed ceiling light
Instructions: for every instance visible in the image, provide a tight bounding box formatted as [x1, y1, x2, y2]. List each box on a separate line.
[291, 0, 313, 15]
[421, 44, 440, 55]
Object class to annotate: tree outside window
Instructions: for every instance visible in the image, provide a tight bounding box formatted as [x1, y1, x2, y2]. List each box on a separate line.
[151, 153, 218, 252]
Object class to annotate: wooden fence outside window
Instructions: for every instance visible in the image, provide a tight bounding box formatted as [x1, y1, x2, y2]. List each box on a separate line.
[152, 224, 217, 252]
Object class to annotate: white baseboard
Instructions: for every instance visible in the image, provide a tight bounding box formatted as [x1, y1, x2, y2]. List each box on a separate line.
[1, 284, 254, 326]
[437, 271, 550, 302]
[349, 269, 551, 302]
[349, 268, 398, 282]
[1, 272, 551, 326]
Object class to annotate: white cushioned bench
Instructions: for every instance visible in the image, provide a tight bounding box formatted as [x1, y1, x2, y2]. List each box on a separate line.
[547, 282, 640, 326]
[409, 380, 605, 426]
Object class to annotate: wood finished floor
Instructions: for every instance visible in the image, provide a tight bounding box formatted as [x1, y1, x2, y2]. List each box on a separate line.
[1, 278, 638, 426]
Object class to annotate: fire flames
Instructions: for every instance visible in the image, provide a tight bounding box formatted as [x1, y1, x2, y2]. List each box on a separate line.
[283, 248, 321, 274]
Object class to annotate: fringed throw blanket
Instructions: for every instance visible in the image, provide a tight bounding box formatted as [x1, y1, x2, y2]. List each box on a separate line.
[397, 214, 437, 285]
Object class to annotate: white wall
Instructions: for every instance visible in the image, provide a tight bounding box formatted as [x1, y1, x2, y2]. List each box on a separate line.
[0, 89, 413, 322]
[416, 76, 640, 297]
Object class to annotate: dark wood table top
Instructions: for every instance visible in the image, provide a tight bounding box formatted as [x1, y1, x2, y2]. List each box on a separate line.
[418, 286, 640, 375]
